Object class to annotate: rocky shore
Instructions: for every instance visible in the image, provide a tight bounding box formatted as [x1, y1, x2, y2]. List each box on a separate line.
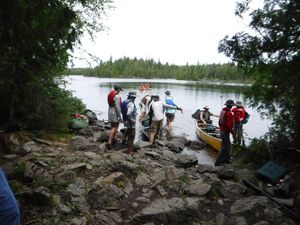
[0, 123, 299, 225]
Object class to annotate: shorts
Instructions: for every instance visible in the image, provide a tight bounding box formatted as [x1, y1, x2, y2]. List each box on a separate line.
[166, 113, 175, 122]
[111, 122, 119, 128]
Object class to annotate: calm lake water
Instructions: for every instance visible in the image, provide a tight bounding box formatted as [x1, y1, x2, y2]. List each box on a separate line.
[64, 75, 271, 164]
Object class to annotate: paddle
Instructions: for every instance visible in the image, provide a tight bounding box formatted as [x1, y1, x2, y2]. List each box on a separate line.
[242, 179, 299, 220]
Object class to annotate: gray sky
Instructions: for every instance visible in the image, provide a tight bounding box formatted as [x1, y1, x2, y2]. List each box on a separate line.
[71, 0, 263, 67]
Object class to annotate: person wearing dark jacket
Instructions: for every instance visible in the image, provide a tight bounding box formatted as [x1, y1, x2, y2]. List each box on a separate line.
[122, 91, 138, 154]
[215, 99, 235, 166]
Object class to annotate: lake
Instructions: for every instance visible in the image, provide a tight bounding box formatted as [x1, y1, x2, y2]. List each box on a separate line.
[64, 75, 271, 164]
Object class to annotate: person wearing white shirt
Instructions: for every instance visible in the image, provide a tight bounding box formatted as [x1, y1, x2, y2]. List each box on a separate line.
[148, 94, 181, 143]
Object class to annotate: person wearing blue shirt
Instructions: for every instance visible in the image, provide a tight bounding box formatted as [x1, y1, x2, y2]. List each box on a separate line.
[0, 167, 20, 225]
[164, 90, 182, 136]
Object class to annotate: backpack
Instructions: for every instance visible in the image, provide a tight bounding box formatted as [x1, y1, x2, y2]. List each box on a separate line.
[191, 109, 201, 120]
[84, 109, 98, 125]
[121, 99, 130, 120]
[242, 111, 250, 124]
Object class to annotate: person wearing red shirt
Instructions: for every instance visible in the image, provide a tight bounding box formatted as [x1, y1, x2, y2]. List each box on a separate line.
[215, 99, 235, 166]
[231, 101, 246, 145]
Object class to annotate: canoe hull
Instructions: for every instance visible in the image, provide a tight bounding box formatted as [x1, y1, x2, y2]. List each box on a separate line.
[196, 123, 221, 151]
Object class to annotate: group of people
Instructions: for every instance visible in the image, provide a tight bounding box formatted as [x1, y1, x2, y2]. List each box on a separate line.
[214, 99, 247, 166]
[106, 83, 247, 167]
[106, 84, 182, 154]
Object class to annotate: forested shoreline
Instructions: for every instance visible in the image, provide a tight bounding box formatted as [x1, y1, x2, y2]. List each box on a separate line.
[67, 57, 253, 81]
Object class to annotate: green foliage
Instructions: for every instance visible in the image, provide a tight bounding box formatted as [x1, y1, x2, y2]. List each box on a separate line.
[234, 138, 270, 169]
[0, 0, 111, 130]
[218, 0, 300, 148]
[13, 162, 26, 175]
[68, 57, 251, 81]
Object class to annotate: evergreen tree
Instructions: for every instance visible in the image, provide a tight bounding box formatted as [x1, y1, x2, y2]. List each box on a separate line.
[218, 0, 300, 148]
[0, 0, 111, 130]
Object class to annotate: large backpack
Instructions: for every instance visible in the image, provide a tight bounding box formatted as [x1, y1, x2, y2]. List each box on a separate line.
[242, 111, 250, 124]
[84, 109, 98, 125]
[121, 99, 130, 120]
[191, 109, 201, 120]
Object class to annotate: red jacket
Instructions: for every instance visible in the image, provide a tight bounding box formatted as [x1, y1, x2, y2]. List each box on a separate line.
[219, 107, 233, 132]
[232, 107, 246, 124]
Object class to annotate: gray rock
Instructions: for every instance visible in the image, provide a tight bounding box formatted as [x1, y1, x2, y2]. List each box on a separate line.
[60, 162, 87, 171]
[149, 169, 166, 185]
[84, 144, 101, 152]
[161, 148, 176, 161]
[134, 140, 152, 149]
[128, 197, 199, 225]
[166, 142, 181, 153]
[88, 184, 124, 210]
[222, 180, 247, 198]
[145, 151, 160, 160]
[113, 160, 137, 176]
[135, 173, 151, 186]
[154, 139, 165, 146]
[24, 162, 52, 182]
[70, 217, 87, 225]
[1, 154, 18, 159]
[216, 213, 229, 225]
[253, 221, 270, 225]
[156, 185, 167, 196]
[176, 154, 198, 168]
[19, 141, 40, 155]
[55, 170, 76, 185]
[66, 178, 86, 196]
[235, 216, 247, 225]
[165, 166, 185, 180]
[58, 204, 72, 214]
[69, 136, 90, 151]
[184, 179, 211, 196]
[230, 196, 270, 215]
[197, 164, 214, 173]
[124, 181, 133, 195]
[94, 210, 122, 225]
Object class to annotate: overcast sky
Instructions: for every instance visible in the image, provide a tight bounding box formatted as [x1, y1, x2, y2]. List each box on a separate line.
[71, 0, 263, 67]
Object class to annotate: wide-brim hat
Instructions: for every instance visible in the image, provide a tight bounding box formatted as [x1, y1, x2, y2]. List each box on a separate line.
[224, 99, 235, 106]
[235, 101, 243, 107]
[203, 106, 209, 110]
[114, 83, 123, 91]
[128, 91, 137, 98]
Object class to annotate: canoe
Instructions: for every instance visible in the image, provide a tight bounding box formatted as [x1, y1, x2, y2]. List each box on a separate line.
[196, 122, 221, 151]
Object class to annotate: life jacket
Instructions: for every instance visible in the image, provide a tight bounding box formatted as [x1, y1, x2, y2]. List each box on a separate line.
[121, 99, 137, 120]
[107, 90, 122, 107]
[165, 96, 176, 114]
[232, 107, 245, 123]
[218, 107, 233, 132]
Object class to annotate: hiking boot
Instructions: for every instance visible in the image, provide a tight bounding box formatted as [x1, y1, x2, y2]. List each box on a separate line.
[105, 142, 112, 150]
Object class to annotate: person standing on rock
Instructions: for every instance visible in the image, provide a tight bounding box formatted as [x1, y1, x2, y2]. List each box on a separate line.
[106, 83, 123, 150]
[215, 99, 235, 166]
[121, 91, 138, 154]
[0, 167, 20, 225]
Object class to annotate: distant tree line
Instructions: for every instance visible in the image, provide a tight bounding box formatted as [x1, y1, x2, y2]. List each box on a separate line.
[67, 57, 253, 81]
